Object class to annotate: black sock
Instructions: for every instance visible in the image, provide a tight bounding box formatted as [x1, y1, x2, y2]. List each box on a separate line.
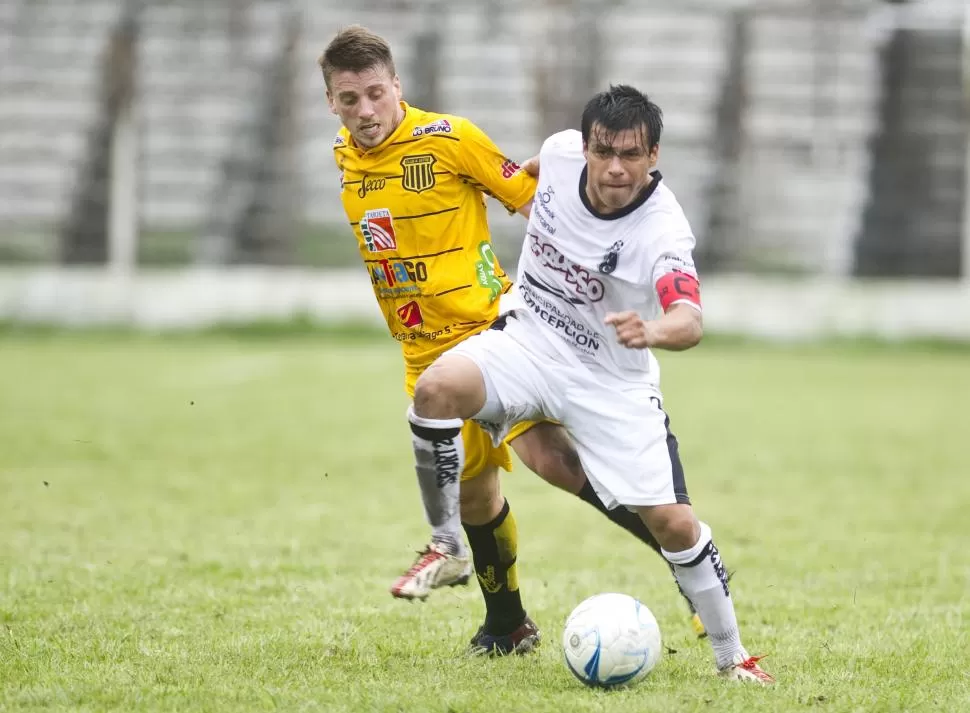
[462, 499, 525, 636]
[576, 479, 697, 614]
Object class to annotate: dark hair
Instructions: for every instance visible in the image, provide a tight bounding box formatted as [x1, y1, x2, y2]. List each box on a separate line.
[318, 25, 396, 89]
[580, 84, 663, 150]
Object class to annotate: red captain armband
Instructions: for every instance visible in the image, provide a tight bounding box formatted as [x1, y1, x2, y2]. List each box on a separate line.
[656, 270, 702, 312]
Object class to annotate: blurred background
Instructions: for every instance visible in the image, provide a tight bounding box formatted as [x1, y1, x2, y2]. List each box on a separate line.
[0, 0, 967, 337]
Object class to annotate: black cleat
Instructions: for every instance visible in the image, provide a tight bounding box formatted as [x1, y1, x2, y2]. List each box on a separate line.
[468, 615, 541, 656]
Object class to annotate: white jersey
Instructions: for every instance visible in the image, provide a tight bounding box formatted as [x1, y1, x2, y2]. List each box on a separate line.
[501, 129, 701, 384]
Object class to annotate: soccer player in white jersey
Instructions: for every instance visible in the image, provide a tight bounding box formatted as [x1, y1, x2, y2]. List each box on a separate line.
[406, 85, 774, 683]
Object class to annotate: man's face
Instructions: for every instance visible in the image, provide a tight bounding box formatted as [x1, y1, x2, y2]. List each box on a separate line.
[327, 64, 403, 149]
[583, 124, 658, 213]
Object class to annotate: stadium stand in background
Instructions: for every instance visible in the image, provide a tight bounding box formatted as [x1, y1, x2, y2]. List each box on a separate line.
[0, 0, 967, 333]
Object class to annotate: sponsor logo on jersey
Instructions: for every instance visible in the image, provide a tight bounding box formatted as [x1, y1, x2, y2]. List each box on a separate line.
[529, 233, 605, 302]
[371, 259, 428, 294]
[598, 240, 624, 274]
[392, 325, 454, 342]
[357, 175, 386, 198]
[333, 134, 345, 147]
[396, 300, 423, 328]
[474, 241, 503, 303]
[533, 185, 557, 234]
[411, 119, 452, 137]
[401, 154, 437, 193]
[533, 184, 557, 233]
[656, 253, 696, 273]
[360, 209, 397, 252]
[519, 282, 602, 354]
[500, 158, 521, 179]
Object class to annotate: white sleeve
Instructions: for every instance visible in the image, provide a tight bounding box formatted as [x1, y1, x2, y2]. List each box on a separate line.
[649, 232, 702, 312]
[649, 232, 698, 283]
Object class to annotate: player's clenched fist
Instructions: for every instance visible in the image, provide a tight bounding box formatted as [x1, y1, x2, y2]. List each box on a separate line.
[605, 311, 655, 349]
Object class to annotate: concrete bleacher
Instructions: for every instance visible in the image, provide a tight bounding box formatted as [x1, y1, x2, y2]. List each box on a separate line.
[0, 0, 964, 274]
[299, 3, 740, 254]
[739, 10, 883, 274]
[0, 0, 120, 227]
[138, 1, 289, 228]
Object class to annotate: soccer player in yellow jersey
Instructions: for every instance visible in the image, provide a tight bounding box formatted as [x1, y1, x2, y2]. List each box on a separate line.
[319, 25, 702, 655]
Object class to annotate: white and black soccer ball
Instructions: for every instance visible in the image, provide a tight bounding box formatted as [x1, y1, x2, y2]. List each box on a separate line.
[561, 592, 663, 688]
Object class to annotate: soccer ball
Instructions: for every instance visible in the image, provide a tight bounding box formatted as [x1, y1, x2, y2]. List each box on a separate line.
[561, 592, 663, 688]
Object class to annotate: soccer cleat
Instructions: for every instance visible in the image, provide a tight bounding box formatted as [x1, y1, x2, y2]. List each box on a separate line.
[718, 654, 775, 684]
[389, 543, 472, 600]
[468, 616, 541, 656]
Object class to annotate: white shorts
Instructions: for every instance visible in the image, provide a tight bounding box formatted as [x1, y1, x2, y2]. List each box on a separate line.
[449, 315, 690, 509]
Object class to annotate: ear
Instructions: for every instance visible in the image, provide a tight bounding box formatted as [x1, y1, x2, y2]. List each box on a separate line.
[648, 144, 660, 168]
[326, 89, 337, 115]
[392, 74, 403, 100]
[582, 141, 589, 161]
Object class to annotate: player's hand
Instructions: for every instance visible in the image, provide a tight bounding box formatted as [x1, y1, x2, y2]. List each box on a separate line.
[522, 154, 540, 177]
[605, 311, 654, 349]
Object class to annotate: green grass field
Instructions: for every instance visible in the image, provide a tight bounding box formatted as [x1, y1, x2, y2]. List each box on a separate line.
[1, 331, 968, 712]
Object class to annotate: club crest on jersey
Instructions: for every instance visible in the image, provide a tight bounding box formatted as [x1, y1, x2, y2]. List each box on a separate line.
[360, 209, 397, 252]
[396, 300, 423, 328]
[598, 240, 624, 274]
[401, 154, 437, 193]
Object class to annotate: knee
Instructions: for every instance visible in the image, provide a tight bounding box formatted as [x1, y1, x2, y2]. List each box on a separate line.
[413, 357, 484, 420]
[413, 365, 459, 419]
[643, 506, 699, 552]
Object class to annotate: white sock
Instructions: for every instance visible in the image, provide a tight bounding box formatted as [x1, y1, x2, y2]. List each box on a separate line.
[407, 406, 466, 557]
[663, 522, 747, 669]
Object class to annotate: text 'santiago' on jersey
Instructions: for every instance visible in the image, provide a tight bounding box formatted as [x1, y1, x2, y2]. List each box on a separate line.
[371, 259, 428, 288]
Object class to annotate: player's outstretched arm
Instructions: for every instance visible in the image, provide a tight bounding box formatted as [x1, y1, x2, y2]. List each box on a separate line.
[521, 154, 539, 177]
[515, 153, 540, 216]
[605, 303, 703, 351]
[453, 118, 536, 220]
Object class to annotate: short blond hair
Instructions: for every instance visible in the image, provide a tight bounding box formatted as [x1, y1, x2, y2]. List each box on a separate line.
[318, 25, 396, 89]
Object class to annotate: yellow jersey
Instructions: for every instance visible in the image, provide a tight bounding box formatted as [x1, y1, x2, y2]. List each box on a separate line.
[333, 102, 537, 381]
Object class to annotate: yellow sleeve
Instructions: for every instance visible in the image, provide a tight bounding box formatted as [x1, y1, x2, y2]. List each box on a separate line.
[331, 130, 348, 169]
[454, 118, 537, 214]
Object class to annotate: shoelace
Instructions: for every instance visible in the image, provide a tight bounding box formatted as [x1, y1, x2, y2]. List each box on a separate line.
[403, 547, 444, 577]
[739, 656, 773, 680]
